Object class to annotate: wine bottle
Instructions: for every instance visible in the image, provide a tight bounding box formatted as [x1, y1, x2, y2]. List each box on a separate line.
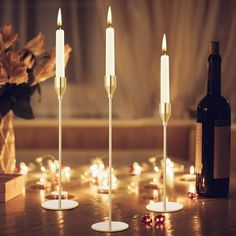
[195, 41, 231, 197]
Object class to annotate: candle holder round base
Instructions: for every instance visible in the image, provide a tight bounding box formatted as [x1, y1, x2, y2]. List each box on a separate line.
[146, 201, 183, 213]
[91, 221, 129, 232]
[41, 199, 78, 210]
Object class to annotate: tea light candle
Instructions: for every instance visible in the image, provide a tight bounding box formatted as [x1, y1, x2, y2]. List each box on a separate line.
[98, 178, 110, 193]
[62, 166, 71, 179]
[19, 162, 29, 175]
[129, 162, 142, 176]
[48, 160, 58, 173]
[35, 167, 52, 188]
[36, 176, 52, 189]
[181, 165, 195, 181]
[97, 169, 117, 193]
[150, 177, 158, 185]
[51, 190, 68, 199]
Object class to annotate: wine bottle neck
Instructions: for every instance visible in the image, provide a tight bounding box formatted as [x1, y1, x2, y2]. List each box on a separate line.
[207, 54, 221, 94]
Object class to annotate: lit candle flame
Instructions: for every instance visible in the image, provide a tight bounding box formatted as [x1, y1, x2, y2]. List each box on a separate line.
[57, 8, 62, 27]
[162, 33, 167, 53]
[190, 165, 195, 175]
[107, 6, 112, 26]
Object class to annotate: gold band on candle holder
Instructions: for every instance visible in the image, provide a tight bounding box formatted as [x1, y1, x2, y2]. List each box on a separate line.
[54, 77, 67, 98]
[159, 103, 171, 124]
[104, 75, 117, 98]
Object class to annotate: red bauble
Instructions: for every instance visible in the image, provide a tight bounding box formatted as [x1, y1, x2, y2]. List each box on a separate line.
[187, 191, 197, 199]
[141, 214, 152, 224]
[154, 214, 166, 224]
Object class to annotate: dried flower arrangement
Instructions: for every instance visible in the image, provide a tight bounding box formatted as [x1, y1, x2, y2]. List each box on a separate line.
[0, 24, 71, 119]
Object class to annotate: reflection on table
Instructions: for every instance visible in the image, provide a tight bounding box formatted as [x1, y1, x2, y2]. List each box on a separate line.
[0, 149, 236, 236]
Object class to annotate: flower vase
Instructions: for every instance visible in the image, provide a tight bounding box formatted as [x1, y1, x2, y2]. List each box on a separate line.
[0, 111, 16, 173]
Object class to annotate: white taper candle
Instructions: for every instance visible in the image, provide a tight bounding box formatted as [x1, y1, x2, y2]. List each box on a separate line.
[160, 34, 170, 103]
[105, 6, 115, 76]
[56, 8, 65, 78]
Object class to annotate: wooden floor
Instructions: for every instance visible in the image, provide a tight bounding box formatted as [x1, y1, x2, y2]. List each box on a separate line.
[1, 150, 236, 236]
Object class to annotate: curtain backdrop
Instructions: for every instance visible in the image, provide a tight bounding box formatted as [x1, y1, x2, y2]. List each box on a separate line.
[0, 0, 236, 120]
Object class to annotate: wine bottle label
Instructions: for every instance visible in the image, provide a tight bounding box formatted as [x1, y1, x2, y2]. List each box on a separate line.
[214, 125, 230, 179]
[195, 123, 202, 174]
[195, 122, 230, 178]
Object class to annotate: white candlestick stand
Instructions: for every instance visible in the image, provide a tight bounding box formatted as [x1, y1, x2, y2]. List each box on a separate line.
[41, 77, 78, 210]
[146, 103, 183, 213]
[91, 76, 129, 232]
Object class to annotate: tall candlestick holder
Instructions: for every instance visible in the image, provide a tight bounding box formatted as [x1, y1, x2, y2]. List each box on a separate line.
[91, 76, 129, 232]
[146, 103, 183, 213]
[41, 77, 78, 210]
